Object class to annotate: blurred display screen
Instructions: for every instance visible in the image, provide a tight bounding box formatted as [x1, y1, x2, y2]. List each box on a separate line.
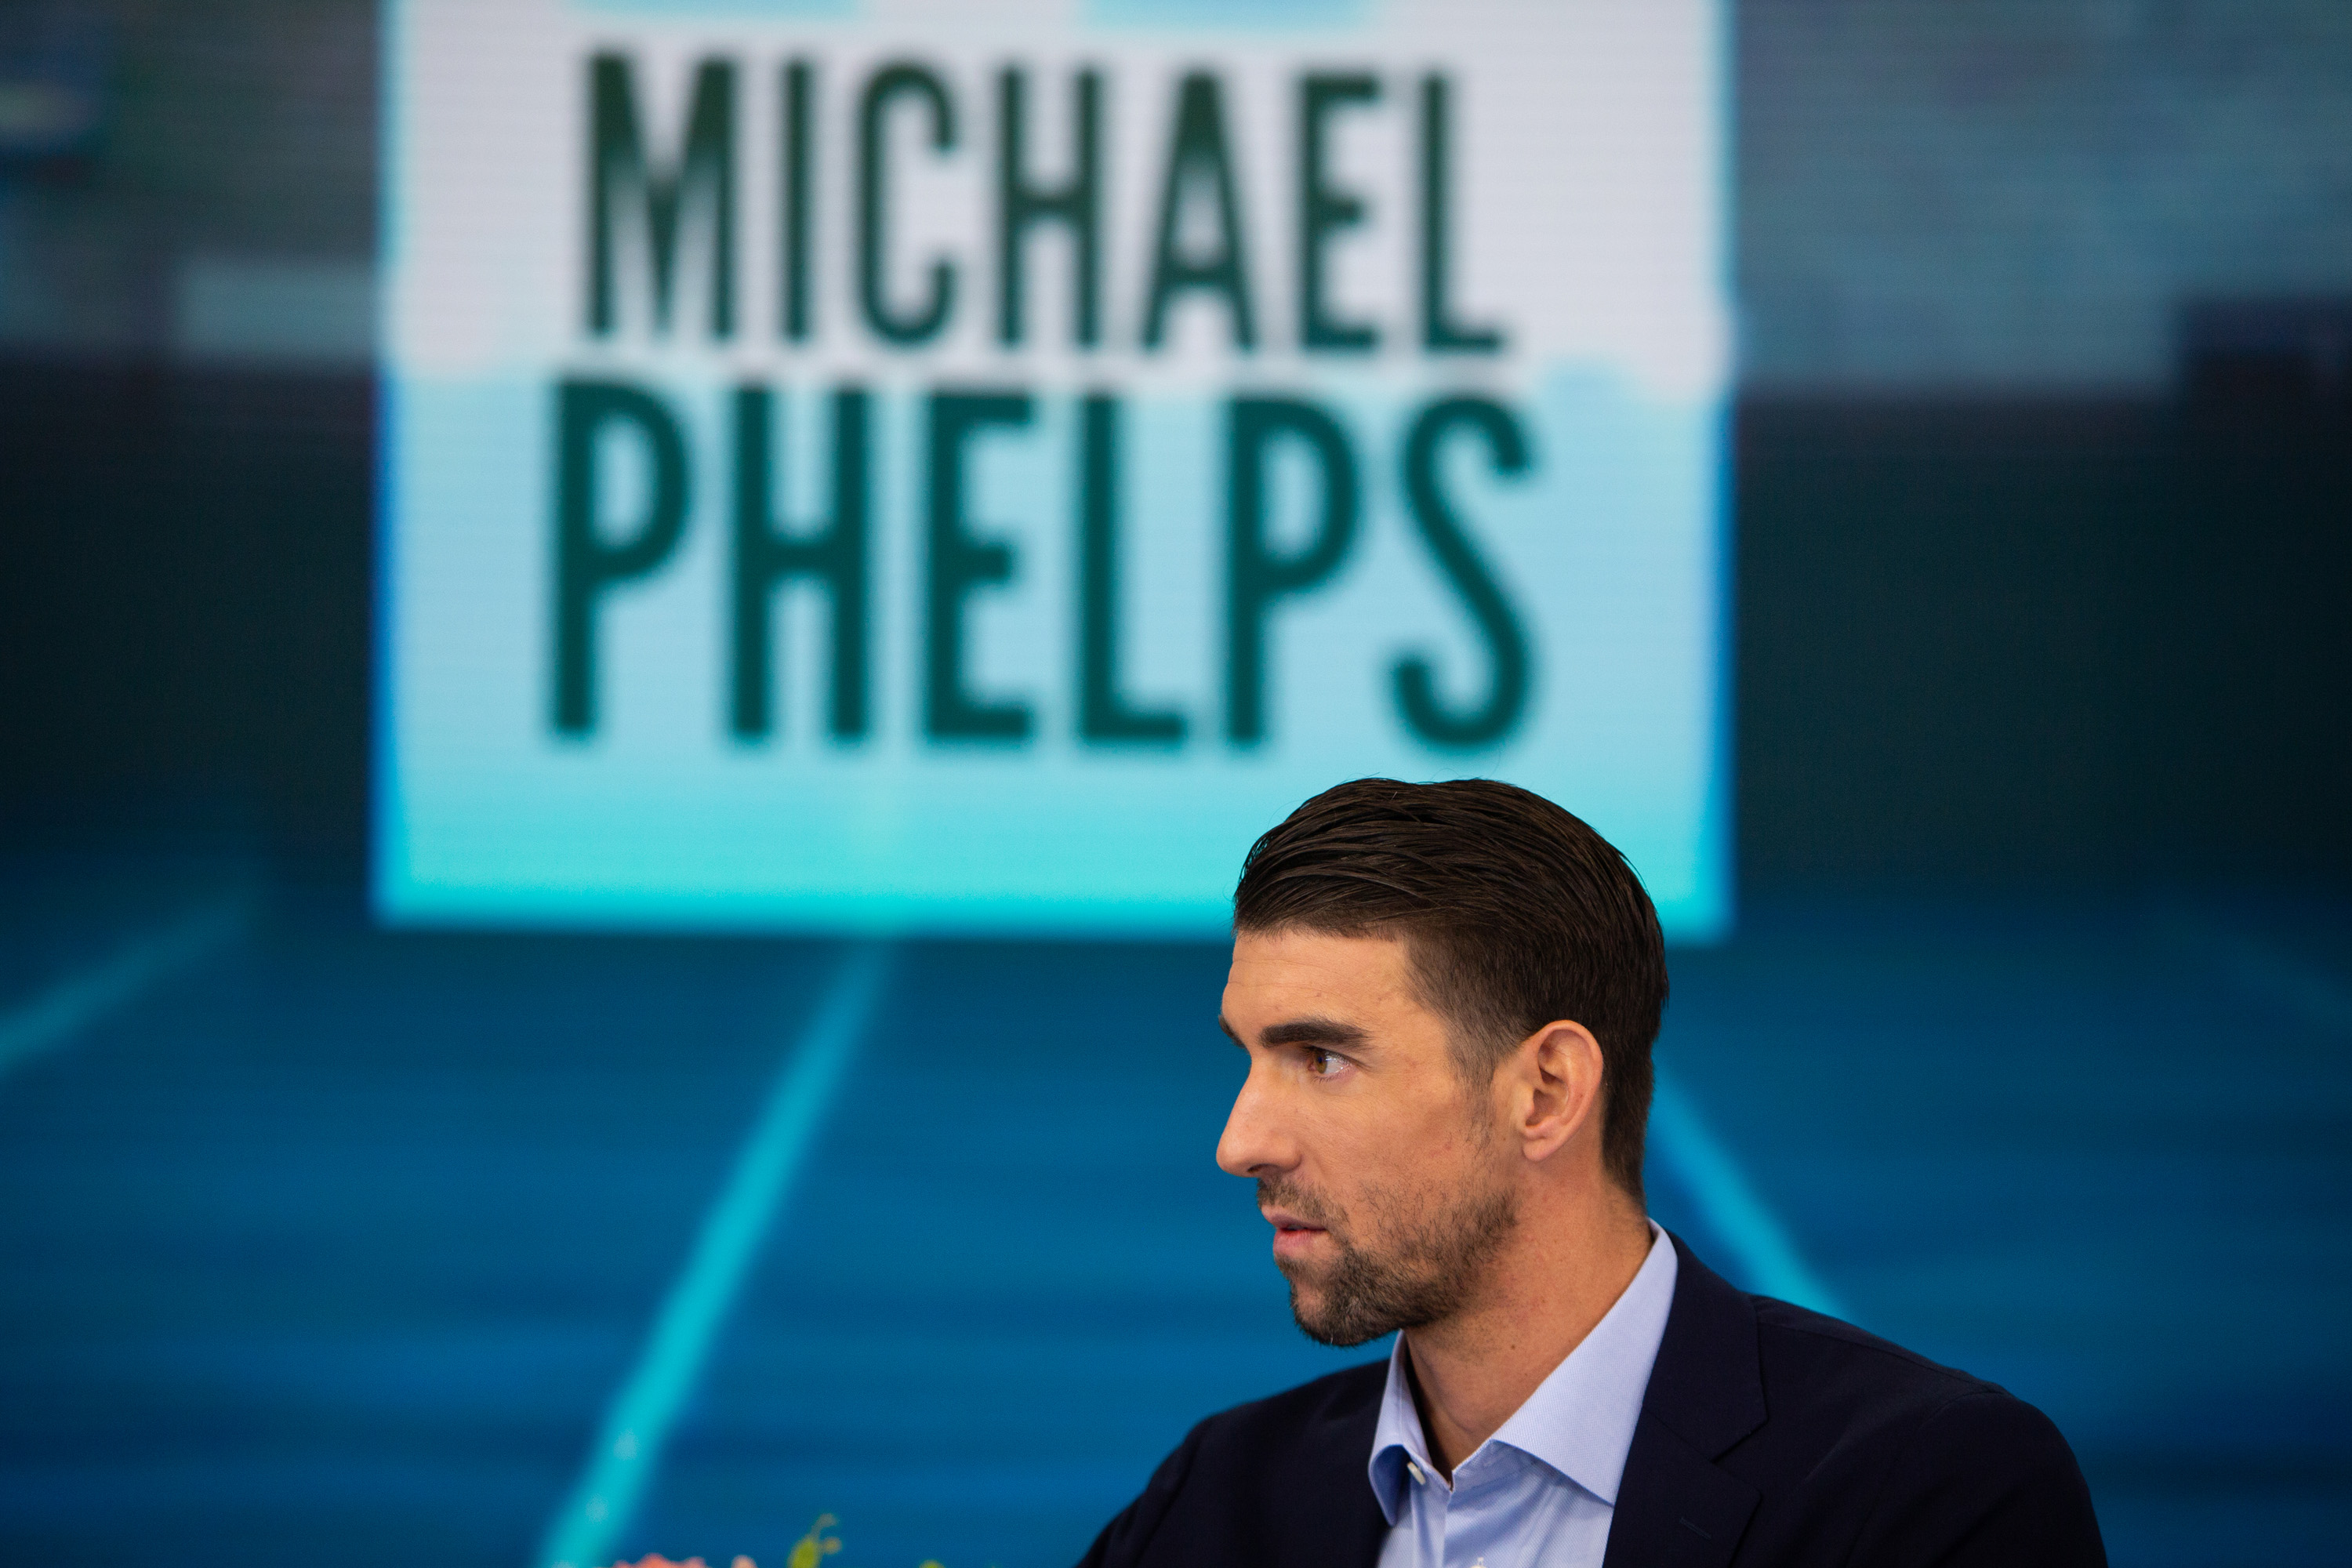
[377, 0, 1730, 936]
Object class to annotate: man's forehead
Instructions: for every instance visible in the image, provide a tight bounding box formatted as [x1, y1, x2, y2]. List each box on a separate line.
[1229, 924, 1408, 969]
[1223, 927, 1421, 1016]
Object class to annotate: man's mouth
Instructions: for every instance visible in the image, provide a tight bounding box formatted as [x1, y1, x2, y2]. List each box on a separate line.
[1263, 1207, 1330, 1255]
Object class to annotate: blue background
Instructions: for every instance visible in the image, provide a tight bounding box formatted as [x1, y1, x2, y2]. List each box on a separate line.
[5, 2, 2352, 1566]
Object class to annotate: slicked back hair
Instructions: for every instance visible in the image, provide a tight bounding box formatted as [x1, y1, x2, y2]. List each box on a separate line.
[1232, 778, 1666, 1200]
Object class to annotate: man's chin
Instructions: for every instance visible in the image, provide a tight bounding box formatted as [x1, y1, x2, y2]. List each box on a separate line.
[1285, 1281, 1388, 1349]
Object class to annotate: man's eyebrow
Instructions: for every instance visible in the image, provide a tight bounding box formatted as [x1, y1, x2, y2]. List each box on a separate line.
[1260, 1017, 1371, 1049]
[1214, 1014, 1372, 1049]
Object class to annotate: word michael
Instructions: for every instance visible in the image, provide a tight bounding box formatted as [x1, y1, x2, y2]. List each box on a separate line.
[583, 53, 1504, 350]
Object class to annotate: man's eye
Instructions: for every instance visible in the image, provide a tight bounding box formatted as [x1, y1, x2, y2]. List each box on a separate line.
[1306, 1047, 1345, 1077]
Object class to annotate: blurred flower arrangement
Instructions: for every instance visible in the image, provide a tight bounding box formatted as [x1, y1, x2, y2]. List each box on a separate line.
[606, 1514, 946, 1568]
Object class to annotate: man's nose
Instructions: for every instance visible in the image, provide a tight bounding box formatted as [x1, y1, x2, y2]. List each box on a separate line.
[1216, 1059, 1298, 1178]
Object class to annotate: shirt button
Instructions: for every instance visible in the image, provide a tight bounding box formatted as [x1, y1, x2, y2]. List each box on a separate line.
[1406, 1461, 1425, 1485]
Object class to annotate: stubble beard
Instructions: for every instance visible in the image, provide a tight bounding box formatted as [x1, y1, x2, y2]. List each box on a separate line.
[1258, 1171, 1520, 1348]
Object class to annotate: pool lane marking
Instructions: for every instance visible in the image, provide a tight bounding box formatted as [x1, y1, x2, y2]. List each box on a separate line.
[1649, 1068, 1847, 1319]
[539, 939, 895, 1568]
[0, 893, 254, 1085]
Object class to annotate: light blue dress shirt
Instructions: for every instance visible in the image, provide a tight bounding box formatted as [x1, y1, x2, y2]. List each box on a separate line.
[1369, 1225, 1679, 1568]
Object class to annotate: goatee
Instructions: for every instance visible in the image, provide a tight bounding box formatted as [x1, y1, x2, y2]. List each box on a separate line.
[1259, 1174, 1519, 1348]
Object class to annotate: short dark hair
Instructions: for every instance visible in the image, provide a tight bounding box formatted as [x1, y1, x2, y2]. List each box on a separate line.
[1232, 778, 1666, 1198]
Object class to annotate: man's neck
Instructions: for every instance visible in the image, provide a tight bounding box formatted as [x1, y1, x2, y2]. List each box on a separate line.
[1401, 1200, 1655, 1479]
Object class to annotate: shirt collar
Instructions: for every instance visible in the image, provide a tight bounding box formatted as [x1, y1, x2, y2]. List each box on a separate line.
[1367, 1223, 1679, 1523]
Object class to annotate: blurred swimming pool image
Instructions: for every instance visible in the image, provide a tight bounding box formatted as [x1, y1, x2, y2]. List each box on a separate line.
[2, 868, 2347, 1564]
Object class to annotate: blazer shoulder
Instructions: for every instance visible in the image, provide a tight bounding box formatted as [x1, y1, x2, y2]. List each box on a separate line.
[1847, 1383, 2107, 1564]
[1730, 1299, 2103, 1564]
[1751, 1295, 2007, 1409]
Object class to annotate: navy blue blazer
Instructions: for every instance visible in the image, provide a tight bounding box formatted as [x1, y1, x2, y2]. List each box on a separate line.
[1079, 1235, 2104, 1566]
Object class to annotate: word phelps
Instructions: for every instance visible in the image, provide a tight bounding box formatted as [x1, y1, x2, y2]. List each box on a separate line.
[558, 53, 1535, 752]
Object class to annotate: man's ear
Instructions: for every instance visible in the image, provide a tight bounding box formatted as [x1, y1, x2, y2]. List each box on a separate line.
[1507, 1020, 1606, 1164]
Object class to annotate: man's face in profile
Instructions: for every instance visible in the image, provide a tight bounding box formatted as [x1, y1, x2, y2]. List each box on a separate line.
[1217, 928, 1520, 1346]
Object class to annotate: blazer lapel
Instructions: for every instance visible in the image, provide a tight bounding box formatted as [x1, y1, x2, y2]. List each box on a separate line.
[1606, 1410, 1761, 1568]
[1600, 1236, 1766, 1568]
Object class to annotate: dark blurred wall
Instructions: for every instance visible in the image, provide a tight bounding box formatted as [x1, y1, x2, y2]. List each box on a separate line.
[1732, 0, 2352, 887]
[0, 0, 2347, 887]
[0, 0, 376, 847]
[0, 361, 371, 843]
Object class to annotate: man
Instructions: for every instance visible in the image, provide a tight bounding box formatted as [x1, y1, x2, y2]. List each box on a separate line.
[1080, 779, 2103, 1567]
